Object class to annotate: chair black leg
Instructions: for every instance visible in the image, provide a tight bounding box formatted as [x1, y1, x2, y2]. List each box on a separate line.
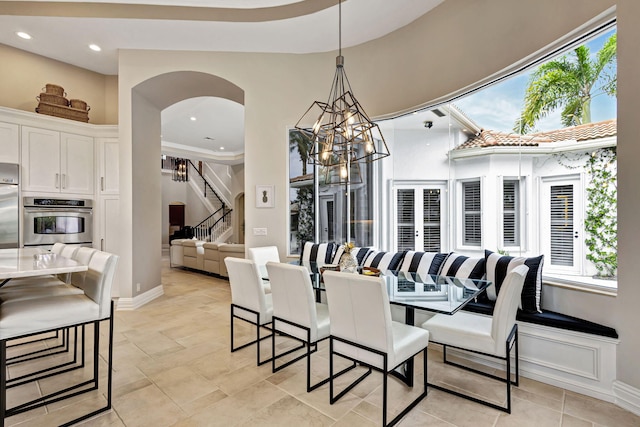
[1, 340, 6, 427]
[230, 305, 273, 365]
[2, 302, 116, 426]
[430, 326, 519, 413]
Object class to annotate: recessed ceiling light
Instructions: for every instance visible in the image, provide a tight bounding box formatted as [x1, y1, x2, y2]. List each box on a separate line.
[219, 147, 225, 150]
[190, 116, 197, 121]
[89, 44, 102, 52]
[16, 32, 32, 40]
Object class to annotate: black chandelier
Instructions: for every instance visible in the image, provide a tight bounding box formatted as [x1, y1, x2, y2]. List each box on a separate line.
[295, 0, 389, 185]
[172, 158, 188, 182]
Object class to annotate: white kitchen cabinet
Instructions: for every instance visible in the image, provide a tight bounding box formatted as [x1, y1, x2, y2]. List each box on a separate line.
[96, 196, 120, 297]
[97, 138, 119, 195]
[21, 126, 94, 195]
[0, 121, 19, 164]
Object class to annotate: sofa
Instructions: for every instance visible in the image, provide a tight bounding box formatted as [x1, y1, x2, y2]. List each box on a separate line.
[170, 239, 245, 278]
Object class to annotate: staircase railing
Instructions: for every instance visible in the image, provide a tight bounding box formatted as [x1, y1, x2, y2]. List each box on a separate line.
[209, 209, 233, 242]
[175, 159, 233, 242]
[187, 159, 227, 210]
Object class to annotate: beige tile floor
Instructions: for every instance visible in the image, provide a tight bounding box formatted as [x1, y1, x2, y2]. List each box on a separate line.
[5, 256, 640, 426]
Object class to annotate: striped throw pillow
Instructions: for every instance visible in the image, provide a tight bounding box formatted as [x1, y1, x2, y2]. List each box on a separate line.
[363, 251, 405, 272]
[399, 251, 449, 276]
[300, 242, 337, 265]
[485, 250, 544, 313]
[439, 253, 486, 280]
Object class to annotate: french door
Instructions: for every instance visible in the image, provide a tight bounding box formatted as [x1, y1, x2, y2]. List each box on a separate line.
[393, 184, 447, 252]
[540, 176, 583, 274]
[319, 195, 336, 243]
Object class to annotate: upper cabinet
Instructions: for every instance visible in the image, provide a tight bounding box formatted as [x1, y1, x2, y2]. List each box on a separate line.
[0, 122, 19, 164]
[21, 126, 94, 195]
[97, 138, 119, 195]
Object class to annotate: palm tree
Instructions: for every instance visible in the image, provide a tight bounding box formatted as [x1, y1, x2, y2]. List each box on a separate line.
[289, 130, 313, 176]
[514, 33, 616, 134]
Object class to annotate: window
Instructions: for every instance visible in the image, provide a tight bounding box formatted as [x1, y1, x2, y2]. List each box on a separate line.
[288, 129, 376, 254]
[462, 181, 481, 246]
[503, 179, 520, 246]
[380, 20, 616, 288]
[396, 189, 415, 251]
[394, 185, 444, 252]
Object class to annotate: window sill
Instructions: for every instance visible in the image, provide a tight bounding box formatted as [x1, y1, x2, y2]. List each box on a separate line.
[542, 274, 617, 297]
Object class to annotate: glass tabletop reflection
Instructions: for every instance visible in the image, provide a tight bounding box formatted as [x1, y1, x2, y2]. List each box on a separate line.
[290, 261, 490, 315]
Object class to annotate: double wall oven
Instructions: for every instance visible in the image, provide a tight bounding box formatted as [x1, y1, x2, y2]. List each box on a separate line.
[23, 197, 93, 249]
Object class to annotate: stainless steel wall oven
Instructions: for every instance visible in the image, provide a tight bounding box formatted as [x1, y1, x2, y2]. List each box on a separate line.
[23, 197, 93, 248]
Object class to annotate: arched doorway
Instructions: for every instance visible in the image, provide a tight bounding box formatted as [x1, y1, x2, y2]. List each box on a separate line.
[126, 71, 244, 300]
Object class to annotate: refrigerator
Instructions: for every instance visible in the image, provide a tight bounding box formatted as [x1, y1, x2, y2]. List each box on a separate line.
[0, 163, 19, 249]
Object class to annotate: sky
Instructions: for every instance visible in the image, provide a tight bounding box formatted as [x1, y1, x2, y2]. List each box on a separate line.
[455, 27, 617, 133]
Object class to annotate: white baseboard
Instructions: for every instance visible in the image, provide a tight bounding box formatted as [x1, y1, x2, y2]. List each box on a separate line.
[115, 285, 164, 310]
[613, 380, 640, 417]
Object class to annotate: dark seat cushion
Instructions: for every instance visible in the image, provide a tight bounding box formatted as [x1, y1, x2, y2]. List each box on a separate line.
[461, 300, 618, 339]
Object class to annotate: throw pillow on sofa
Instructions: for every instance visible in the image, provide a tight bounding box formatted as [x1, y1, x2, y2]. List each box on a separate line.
[439, 253, 486, 280]
[399, 251, 448, 276]
[300, 242, 337, 265]
[363, 250, 405, 272]
[485, 250, 544, 313]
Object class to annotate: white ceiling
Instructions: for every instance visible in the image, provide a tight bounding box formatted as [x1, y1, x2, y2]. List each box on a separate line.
[0, 0, 444, 162]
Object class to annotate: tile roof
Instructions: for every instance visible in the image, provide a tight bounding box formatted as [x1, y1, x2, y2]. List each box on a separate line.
[456, 119, 617, 150]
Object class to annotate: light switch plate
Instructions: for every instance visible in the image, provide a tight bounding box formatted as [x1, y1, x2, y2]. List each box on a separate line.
[253, 227, 267, 236]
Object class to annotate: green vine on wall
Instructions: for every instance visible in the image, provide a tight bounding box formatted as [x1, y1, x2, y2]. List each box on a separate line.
[584, 148, 617, 278]
[555, 148, 617, 278]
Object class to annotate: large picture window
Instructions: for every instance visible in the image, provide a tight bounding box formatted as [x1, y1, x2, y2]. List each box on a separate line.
[379, 20, 616, 289]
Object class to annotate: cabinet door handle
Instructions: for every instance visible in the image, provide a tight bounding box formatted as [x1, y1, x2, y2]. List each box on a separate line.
[101, 177, 104, 192]
[55, 173, 59, 188]
[101, 238, 104, 251]
[62, 174, 66, 189]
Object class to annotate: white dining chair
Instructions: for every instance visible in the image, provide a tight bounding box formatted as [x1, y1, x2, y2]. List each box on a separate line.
[0, 250, 118, 426]
[50, 242, 66, 255]
[247, 245, 280, 293]
[323, 271, 430, 427]
[266, 262, 356, 392]
[420, 264, 528, 413]
[0, 247, 98, 367]
[225, 257, 274, 365]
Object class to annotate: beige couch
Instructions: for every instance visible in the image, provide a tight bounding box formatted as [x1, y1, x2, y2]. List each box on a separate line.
[218, 244, 246, 277]
[183, 240, 205, 271]
[170, 239, 245, 278]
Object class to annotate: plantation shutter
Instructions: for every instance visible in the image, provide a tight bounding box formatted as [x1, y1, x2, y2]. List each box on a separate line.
[550, 184, 573, 266]
[503, 180, 519, 246]
[423, 189, 441, 252]
[397, 189, 415, 251]
[463, 181, 481, 245]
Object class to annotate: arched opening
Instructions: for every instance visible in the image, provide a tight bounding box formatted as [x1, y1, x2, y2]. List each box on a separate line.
[129, 71, 244, 298]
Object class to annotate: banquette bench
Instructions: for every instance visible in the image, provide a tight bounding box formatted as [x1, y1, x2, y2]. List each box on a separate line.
[300, 242, 617, 338]
[300, 241, 619, 399]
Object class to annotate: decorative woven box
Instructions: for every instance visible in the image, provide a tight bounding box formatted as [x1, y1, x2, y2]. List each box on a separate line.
[36, 102, 89, 123]
[43, 83, 65, 97]
[37, 93, 69, 106]
[69, 99, 89, 111]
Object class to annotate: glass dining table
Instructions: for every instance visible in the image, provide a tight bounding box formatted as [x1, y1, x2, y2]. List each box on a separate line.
[290, 261, 491, 318]
[282, 261, 492, 387]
